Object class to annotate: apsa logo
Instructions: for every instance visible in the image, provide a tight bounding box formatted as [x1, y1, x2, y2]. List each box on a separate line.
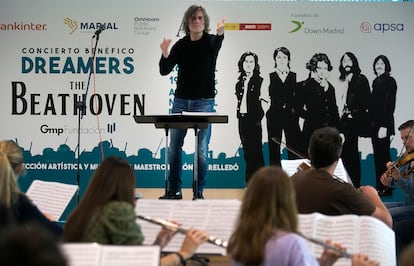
[360, 22, 371, 33]
[360, 21, 404, 33]
[289, 20, 304, 33]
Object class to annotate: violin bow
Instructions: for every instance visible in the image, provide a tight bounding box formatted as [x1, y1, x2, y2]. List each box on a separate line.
[271, 137, 307, 160]
[272, 137, 348, 183]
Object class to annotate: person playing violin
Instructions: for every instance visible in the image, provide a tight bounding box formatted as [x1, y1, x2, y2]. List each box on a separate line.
[380, 120, 414, 226]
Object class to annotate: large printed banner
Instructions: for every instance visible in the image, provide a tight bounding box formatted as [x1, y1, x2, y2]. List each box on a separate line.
[1, 0, 413, 196]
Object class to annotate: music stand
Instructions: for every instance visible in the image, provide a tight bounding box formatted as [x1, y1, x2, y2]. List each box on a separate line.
[134, 113, 228, 200]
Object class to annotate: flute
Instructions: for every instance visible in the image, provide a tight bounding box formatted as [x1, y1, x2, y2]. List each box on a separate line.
[137, 215, 228, 248]
[298, 233, 353, 259]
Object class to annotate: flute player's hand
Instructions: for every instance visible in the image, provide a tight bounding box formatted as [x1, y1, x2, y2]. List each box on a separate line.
[153, 221, 181, 249]
[318, 240, 346, 266]
[177, 228, 209, 260]
[351, 253, 379, 266]
[153, 227, 176, 249]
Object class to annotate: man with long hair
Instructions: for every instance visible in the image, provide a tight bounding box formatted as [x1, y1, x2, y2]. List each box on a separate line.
[371, 55, 397, 196]
[235, 51, 264, 184]
[158, 5, 226, 199]
[337, 51, 371, 188]
[296, 53, 340, 156]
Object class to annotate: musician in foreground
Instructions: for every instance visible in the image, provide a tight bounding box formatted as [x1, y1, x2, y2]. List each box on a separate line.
[291, 127, 392, 228]
[380, 119, 414, 225]
[227, 166, 379, 266]
[63, 156, 209, 266]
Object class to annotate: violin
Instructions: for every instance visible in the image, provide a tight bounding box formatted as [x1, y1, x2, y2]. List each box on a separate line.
[387, 152, 414, 178]
[297, 162, 311, 172]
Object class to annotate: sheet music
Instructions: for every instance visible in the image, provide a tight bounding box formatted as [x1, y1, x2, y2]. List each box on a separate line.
[281, 158, 311, 176]
[181, 111, 217, 116]
[99, 246, 160, 266]
[136, 199, 241, 255]
[298, 213, 395, 266]
[281, 158, 351, 184]
[61, 244, 160, 266]
[26, 180, 78, 219]
[62, 243, 101, 266]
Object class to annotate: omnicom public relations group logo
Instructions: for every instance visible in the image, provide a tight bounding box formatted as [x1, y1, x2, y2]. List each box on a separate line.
[360, 21, 404, 33]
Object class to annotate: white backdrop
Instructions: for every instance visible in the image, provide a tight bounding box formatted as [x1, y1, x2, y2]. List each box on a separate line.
[1, 0, 413, 190]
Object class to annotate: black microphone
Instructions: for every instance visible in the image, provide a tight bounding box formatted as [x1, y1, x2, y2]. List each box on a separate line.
[94, 24, 105, 37]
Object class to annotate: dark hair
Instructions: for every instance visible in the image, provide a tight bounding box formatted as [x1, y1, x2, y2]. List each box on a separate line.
[181, 5, 210, 36]
[309, 127, 343, 169]
[398, 120, 414, 131]
[339, 52, 361, 81]
[273, 47, 291, 68]
[0, 224, 67, 266]
[373, 54, 391, 76]
[306, 53, 333, 72]
[237, 51, 260, 80]
[63, 156, 136, 242]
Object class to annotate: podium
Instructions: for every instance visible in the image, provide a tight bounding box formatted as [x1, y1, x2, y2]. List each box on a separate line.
[134, 113, 228, 199]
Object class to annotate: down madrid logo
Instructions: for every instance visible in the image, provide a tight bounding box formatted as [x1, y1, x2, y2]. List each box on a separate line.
[289, 20, 304, 33]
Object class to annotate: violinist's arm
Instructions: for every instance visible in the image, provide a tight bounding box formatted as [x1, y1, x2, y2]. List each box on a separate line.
[359, 186, 393, 228]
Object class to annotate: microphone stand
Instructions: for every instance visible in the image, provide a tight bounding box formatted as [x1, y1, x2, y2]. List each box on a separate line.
[176, 21, 183, 37]
[75, 28, 103, 204]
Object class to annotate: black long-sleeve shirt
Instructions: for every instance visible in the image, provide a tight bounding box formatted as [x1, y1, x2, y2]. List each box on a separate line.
[159, 33, 224, 99]
[9, 193, 63, 237]
[370, 73, 397, 136]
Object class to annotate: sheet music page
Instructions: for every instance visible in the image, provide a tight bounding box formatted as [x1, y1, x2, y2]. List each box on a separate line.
[26, 180, 78, 219]
[281, 158, 311, 176]
[181, 111, 216, 116]
[136, 199, 240, 255]
[62, 244, 160, 266]
[298, 213, 395, 266]
[335, 159, 352, 184]
[281, 159, 351, 184]
[100, 245, 160, 266]
[357, 216, 396, 266]
[61, 243, 101, 266]
[298, 212, 329, 256]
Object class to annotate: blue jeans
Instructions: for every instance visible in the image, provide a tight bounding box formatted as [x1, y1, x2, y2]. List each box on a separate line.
[386, 203, 414, 229]
[168, 97, 215, 193]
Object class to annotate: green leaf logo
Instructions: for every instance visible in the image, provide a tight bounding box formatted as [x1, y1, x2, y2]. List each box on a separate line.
[289, 20, 303, 33]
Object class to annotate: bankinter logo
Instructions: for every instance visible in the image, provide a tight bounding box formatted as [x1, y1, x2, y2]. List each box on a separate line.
[289, 20, 304, 33]
[64, 17, 78, 35]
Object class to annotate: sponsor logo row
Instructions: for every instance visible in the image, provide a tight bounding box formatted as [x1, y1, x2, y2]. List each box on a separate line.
[0, 17, 405, 34]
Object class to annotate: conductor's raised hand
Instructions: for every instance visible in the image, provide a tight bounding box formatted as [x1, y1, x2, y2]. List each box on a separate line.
[216, 17, 226, 36]
[160, 38, 172, 58]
